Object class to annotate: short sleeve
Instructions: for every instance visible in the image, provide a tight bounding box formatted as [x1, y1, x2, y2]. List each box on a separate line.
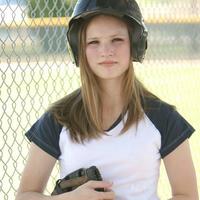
[144, 98, 195, 159]
[25, 112, 63, 159]
[160, 107, 195, 158]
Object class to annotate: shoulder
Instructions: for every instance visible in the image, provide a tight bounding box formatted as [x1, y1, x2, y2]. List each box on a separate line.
[35, 111, 63, 132]
[142, 96, 176, 138]
[25, 111, 63, 159]
[143, 96, 175, 120]
[142, 96, 195, 158]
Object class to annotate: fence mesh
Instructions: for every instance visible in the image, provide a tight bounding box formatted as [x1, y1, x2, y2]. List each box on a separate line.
[0, 0, 200, 199]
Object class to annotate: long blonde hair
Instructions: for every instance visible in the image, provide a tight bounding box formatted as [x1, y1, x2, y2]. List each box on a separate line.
[48, 15, 157, 143]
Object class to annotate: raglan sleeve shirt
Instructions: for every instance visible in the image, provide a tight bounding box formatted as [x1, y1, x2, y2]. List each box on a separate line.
[25, 99, 195, 160]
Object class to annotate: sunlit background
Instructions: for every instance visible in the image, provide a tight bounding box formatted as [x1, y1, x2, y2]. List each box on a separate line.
[0, 0, 199, 199]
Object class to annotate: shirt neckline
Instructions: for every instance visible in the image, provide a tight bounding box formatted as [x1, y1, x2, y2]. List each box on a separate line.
[105, 114, 122, 132]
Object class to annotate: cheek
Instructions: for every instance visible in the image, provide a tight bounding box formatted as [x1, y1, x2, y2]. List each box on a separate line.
[86, 47, 97, 64]
[117, 44, 131, 60]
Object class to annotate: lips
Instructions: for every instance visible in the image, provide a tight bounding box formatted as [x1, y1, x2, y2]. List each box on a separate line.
[99, 61, 117, 65]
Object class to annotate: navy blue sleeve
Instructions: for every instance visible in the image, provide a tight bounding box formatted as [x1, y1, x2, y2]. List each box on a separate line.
[159, 107, 195, 158]
[144, 98, 195, 158]
[25, 112, 63, 159]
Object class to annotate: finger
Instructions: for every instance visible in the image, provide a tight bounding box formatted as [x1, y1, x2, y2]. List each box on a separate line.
[86, 180, 113, 189]
[98, 191, 115, 199]
[104, 188, 113, 192]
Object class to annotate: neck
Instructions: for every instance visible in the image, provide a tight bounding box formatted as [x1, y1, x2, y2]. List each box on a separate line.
[99, 78, 124, 111]
[97, 78, 125, 130]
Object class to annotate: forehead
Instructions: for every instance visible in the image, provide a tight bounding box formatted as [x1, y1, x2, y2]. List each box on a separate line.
[86, 15, 129, 38]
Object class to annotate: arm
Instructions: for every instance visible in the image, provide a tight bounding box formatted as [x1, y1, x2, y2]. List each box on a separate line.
[163, 139, 199, 200]
[15, 142, 74, 200]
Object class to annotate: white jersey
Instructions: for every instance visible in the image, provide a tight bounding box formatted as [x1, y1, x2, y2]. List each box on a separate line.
[26, 98, 195, 200]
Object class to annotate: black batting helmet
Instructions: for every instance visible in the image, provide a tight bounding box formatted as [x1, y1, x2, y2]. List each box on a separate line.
[67, 0, 148, 66]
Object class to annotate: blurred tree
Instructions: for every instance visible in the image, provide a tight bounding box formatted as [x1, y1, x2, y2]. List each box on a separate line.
[27, 0, 75, 18]
[27, 0, 77, 54]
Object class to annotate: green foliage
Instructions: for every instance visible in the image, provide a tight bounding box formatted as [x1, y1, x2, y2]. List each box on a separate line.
[27, 0, 75, 18]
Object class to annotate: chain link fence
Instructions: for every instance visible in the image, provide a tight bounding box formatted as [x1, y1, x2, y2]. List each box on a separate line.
[0, 0, 200, 199]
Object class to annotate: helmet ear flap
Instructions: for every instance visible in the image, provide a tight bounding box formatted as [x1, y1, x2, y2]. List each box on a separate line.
[132, 29, 148, 62]
[67, 19, 85, 66]
[125, 16, 148, 63]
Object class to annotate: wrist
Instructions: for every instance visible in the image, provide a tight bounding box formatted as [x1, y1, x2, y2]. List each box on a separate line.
[51, 192, 74, 200]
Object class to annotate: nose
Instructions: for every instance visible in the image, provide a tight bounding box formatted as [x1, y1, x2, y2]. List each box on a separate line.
[99, 43, 114, 57]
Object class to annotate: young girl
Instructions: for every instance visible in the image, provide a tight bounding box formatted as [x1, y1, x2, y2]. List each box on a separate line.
[16, 0, 199, 199]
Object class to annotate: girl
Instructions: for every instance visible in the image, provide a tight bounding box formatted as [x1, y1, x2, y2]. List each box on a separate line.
[15, 0, 199, 199]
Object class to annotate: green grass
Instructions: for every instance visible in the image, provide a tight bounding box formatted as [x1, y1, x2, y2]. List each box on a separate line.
[0, 59, 200, 199]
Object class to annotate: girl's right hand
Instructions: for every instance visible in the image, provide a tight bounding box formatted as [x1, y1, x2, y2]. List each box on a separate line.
[68, 180, 115, 200]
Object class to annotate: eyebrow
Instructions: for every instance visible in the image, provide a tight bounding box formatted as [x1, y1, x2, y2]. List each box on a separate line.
[86, 33, 127, 41]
